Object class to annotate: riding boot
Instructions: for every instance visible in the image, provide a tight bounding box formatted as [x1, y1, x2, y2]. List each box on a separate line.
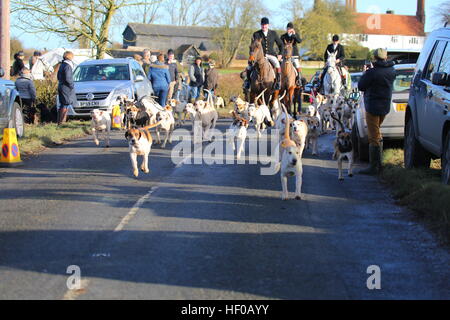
[295, 68, 302, 87]
[274, 68, 281, 91]
[359, 145, 381, 175]
[244, 66, 251, 90]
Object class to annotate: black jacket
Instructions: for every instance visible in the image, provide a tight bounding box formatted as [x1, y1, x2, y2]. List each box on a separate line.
[358, 60, 396, 116]
[251, 30, 283, 56]
[324, 43, 345, 62]
[11, 57, 25, 77]
[280, 32, 302, 57]
[57, 60, 75, 106]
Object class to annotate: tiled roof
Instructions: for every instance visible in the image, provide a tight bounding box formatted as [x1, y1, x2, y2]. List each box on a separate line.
[125, 23, 215, 39]
[355, 13, 425, 36]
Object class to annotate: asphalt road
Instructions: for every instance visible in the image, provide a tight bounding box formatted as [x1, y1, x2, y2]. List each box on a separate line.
[0, 119, 448, 299]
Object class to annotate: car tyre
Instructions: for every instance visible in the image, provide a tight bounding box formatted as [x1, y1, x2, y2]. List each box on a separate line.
[8, 102, 25, 138]
[442, 130, 450, 185]
[404, 118, 431, 169]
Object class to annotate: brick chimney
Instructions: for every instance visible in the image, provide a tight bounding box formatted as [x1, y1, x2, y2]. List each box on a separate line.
[416, 0, 425, 24]
[345, 0, 357, 11]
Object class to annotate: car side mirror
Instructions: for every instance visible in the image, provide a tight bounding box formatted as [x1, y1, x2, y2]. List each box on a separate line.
[431, 72, 449, 86]
[0, 67, 4, 78]
[135, 75, 144, 82]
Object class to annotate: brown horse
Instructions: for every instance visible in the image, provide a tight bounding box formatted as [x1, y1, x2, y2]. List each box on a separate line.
[248, 38, 277, 105]
[280, 40, 297, 115]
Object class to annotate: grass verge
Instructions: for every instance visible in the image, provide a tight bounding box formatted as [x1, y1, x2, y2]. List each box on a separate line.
[382, 148, 449, 243]
[0, 121, 91, 156]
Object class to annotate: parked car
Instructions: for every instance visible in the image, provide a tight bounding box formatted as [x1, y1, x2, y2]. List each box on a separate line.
[303, 71, 320, 102]
[64, 58, 153, 118]
[352, 64, 415, 161]
[0, 68, 25, 138]
[350, 72, 362, 90]
[405, 25, 450, 184]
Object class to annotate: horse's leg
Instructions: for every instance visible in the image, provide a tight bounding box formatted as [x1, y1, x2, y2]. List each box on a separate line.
[288, 87, 295, 115]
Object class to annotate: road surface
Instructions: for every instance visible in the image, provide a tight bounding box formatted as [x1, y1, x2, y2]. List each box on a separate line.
[0, 119, 448, 299]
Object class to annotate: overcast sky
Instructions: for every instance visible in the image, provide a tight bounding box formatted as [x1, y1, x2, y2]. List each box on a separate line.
[11, 0, 448, 50]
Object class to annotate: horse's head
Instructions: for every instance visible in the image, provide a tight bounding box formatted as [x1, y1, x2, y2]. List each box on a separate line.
[249, 38, 263, 63]
[326, 51, 337, 68]
[283, 40, 293, 59]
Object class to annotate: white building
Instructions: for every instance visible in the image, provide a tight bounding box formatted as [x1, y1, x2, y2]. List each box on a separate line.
[342, 0, 426, 52]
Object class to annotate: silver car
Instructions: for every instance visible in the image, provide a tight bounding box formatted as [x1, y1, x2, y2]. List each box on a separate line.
[352, 64, 415, 161]
[0, 68, 24, 138]
[66, 58, 153, 118]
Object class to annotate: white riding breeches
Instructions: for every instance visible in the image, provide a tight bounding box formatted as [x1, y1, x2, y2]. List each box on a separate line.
[291, 58, 301, 69]
[266, 54, 280, 69]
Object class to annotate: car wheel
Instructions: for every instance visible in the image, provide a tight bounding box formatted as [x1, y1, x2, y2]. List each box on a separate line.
[404, 118, 431, 169]
[442, 131, 450, 185]
[355, 124, 369, 162]
[8, 102, 25, 138]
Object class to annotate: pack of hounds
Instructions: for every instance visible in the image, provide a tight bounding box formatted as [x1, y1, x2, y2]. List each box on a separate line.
[89, 86, 360, 200]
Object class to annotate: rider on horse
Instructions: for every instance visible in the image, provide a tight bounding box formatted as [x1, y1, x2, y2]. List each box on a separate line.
[318, 34, 346, 93]
[244, 17, 284, 91]
[280, 22, 302, 86]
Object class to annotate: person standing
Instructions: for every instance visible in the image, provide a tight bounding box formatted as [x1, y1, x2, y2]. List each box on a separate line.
[142, 49, 152, 76]
[204, 60, 219, 99]
[188, 57, 205, 102]
[29, 51, 42, 71]
[57, 51, 76, 125]
[148, 54, 171, 105]
[11, 51, 25, 77]
[15, 68, 37, 124]
[166, 49, 179, 100]
[358, 48, 396, 175]
[280, 22, 303, 86]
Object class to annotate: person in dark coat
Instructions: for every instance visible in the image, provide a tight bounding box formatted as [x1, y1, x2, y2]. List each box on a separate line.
[15, 67, 37, 124]
[204, 60, 219, 99]
[319, 35, 346, 92]
[188, 57, 205, 102]
[148, 54, 171, 105]
[11, 51, 25, 77]
[57, 51, 76, 125]
[245, 17, 284, 90]
[280, 22, 303, 85]
[166, 49, 179, 100]
[358, 48, 396, 175]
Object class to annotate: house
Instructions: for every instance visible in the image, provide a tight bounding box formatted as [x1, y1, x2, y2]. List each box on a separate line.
[175, 45, 201, 65]
[342, 0, 426, 51]
[122, 23, 220, 52]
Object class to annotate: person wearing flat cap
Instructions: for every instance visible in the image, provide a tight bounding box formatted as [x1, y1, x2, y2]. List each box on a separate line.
[245, 17, 284, 90]
[281, 22, 303, 86]
[357, 48, 396, 175]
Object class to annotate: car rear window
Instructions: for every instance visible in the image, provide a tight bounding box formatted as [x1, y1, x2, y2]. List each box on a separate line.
[393, 69, 414, 92]
[73, 64, 130, 82]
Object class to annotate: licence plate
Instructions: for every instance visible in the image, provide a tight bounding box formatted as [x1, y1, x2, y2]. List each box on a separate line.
[396, 103, 407, 112]
[79, 101, 100, 107]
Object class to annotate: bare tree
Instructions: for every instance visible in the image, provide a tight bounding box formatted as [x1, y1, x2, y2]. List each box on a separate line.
[124, 0, 162, 24]
[433, 1, 450, 27]
[162, 0, 210, 26]
[211, 0, 266, 68]
[11, 0, 153, 59]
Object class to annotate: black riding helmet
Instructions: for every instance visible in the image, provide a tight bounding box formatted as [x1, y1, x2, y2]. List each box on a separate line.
[332, 35, 340, 42]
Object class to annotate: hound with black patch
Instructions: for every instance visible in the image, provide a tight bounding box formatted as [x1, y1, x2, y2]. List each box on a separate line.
[331, 113, 354, 181]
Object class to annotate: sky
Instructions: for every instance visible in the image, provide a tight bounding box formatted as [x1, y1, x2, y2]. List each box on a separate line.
[10, 0, 448, 50]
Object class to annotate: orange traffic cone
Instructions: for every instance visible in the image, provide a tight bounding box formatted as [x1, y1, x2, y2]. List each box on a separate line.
[111, 105, 122, 130]
[0, 128, 23, 167]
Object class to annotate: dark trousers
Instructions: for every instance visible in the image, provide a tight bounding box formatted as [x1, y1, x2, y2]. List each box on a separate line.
[154, 87, 169, 106]
[22, 99, 36, 124]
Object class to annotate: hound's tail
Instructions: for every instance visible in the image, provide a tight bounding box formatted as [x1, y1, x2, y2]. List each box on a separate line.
[142, 121, 162, 131]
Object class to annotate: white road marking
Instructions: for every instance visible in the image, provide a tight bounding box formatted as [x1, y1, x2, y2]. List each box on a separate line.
[114, 186, 159, 232]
